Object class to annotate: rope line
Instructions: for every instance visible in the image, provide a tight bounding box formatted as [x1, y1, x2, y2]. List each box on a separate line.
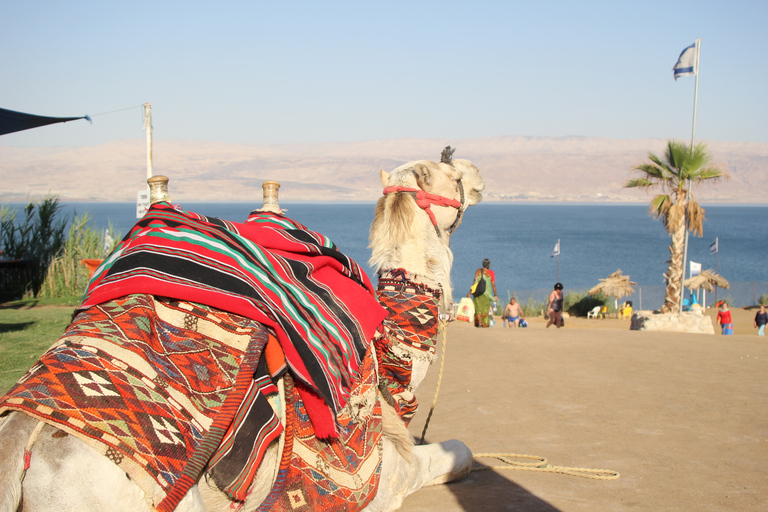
[472, 453, 620, 480]
[417, 317, 620, 481]
[88, 105, 144, 118]
[418, 317, 449, 445]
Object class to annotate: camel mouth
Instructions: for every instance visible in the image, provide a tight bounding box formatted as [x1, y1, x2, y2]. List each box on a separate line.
[467, 188, 483, 206]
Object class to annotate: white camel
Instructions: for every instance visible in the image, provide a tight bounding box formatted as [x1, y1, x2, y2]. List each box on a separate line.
[0, 153, 484, 512]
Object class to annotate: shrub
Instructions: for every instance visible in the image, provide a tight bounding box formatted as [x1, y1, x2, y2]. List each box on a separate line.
[0, 197, 68, 300]
[564, 289, 608, 317]
[519, 296, 547, 317]
[758, 294, 768, 306]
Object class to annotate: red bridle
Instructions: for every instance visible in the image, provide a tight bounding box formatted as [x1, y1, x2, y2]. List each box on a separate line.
[382, 181, 465, 238]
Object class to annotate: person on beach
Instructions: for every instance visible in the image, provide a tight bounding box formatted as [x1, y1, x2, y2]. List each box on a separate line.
[716, 301, 733, 335]
[468, 258, 498, 328]
[546, 282, 564, 328]
[502, 297, 525, 327]
[754, 305, 767, 336]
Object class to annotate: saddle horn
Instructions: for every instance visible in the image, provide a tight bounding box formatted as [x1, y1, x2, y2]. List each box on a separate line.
[147, 175, 171, 205]
[258, 180, 283, 214]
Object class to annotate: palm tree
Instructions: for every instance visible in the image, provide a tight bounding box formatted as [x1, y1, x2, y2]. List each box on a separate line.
[626, 140, 728, 313]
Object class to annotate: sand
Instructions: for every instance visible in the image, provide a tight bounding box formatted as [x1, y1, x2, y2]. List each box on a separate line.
[400, 307, 767, 511]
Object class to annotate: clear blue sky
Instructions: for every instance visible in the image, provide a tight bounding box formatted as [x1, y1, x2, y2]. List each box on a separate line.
[2, 0, 766, 147]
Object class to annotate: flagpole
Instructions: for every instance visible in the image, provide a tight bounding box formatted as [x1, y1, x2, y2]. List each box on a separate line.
[714, 237, 719, 305]
[557, 239, 560, 283]
[679, 38, 701, 314]
[144, 103, 153, 180]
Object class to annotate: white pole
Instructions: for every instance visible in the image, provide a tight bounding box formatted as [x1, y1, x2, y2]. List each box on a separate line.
[714, 237, 719, 305]
[679, 38, 701, 314]
[144, 103, 153, 180]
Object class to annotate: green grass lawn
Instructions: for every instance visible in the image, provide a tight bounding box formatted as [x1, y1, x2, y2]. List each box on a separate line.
[0, 297, 80, 395]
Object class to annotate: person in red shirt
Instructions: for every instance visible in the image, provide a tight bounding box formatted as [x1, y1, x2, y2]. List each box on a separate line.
[716, 301, 733, 335]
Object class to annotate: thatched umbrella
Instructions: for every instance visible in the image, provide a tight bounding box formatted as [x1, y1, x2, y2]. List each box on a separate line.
[684, 269, 730, 307]
[589, 270, 637, 313]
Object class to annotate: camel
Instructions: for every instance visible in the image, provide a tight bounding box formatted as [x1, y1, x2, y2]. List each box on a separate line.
[0, 151, 484, 512]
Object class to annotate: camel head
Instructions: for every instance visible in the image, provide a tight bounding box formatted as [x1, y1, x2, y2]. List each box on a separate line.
[369, 151, 484, 309]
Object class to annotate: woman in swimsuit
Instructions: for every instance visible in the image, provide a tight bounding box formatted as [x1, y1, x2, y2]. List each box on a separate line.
[546, 282, 564, 328]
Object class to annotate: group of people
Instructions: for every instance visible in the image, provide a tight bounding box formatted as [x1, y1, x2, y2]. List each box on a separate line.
[466, 258, 768, 335]
[717, 301, 767, 336]
[466, 258, 564, 329]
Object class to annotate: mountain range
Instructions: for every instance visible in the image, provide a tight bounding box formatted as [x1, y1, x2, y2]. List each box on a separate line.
[2, 136, 766, 204]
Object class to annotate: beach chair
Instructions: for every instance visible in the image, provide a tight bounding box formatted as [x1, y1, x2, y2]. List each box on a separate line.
[587, 306, 601, 319]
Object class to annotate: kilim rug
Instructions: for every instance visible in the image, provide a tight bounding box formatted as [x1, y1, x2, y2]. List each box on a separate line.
[374, 269, 441, 425]
[79, 203, 388, 436]
[256, 346, 383, 512]
[0, 294, 282, 512]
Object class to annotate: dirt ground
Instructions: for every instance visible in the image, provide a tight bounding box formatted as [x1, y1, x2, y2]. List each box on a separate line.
[400, 307, 767, 511]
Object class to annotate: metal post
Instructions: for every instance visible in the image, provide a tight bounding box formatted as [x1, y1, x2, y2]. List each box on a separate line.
[679, 38, 701, 314]
[714, 240, 719, 305]
[144, 103, 153, 180]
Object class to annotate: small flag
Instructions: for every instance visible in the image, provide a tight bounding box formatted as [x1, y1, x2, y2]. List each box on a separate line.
[690, 261, 701, 277]
[709, 238, 718, 255]
[551, 240, 560, 258]
[673, 39, 700, 80]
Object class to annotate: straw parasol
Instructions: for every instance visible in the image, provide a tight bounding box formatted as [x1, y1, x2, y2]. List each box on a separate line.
[684, 269, 729, 308]
[589, 270, 637, 312]
[684, 268, 730, 292]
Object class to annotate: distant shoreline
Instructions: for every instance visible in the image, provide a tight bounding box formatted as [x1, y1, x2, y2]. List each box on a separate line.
[2, 198, 766, 207]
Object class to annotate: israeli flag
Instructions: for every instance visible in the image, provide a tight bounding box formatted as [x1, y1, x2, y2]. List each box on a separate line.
[551, 240, 560, 258]
[710, 237, 719, 255]
[673, 39, 699, 80]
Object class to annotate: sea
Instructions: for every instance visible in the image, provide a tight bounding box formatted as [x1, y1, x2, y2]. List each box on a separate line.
[5, 201, 767, 308]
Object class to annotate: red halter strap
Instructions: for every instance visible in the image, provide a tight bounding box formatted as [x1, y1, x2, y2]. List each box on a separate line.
[382, 186, 462, 236]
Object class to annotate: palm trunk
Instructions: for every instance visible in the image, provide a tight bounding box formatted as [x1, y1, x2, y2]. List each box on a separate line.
[661, 215, 686, 313]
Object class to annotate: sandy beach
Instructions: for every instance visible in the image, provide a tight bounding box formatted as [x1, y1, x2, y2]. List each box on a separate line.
[400, 307, 767, 511]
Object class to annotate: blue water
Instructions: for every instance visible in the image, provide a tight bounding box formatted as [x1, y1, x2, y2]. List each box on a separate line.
[5, 201, 767, 306]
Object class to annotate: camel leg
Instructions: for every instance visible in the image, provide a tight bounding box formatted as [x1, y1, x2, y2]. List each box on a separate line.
[0, 412, 30, 512]
[15, 418, 206, 512]
[363, 438, 473, 512]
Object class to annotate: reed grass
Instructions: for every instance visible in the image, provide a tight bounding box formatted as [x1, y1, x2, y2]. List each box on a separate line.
[38, 214, 120, 298]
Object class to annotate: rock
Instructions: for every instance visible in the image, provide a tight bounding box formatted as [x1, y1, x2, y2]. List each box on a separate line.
[630, 310, 715, 334]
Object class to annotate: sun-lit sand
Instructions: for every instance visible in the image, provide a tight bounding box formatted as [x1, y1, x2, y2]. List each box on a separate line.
[401, 306, 766, 511]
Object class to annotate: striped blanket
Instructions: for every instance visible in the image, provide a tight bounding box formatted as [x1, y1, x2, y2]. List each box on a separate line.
[80, 203, 388, 437]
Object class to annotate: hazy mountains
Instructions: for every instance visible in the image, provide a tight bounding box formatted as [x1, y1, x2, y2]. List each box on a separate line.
[2, 136, 766, 204]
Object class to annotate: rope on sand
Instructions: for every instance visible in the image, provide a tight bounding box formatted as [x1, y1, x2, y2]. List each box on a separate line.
[418, 318, 620, 481]
[472, 453, 620, 480]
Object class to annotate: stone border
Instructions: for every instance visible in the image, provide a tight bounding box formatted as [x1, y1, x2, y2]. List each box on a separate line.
[630, 310, 715, 334]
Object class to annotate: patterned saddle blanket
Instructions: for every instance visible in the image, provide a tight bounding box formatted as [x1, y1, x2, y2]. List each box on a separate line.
[1, 294, 283, 510]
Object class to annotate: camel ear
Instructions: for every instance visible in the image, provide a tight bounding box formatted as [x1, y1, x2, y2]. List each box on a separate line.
[414, 163, 431, 187]
[380, 169, 390, 186]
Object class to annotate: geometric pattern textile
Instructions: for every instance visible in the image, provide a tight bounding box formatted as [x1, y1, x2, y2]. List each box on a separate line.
[0, 294, 276, 512]
[374, 269, 441, 424]
[257, 346, 383, 512]
[79, 203, 388, 429]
